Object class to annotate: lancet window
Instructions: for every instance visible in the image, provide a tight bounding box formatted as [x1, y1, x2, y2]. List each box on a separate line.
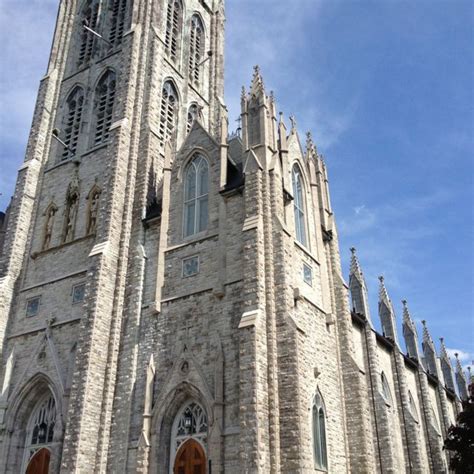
[184, 154, 209, 237]
[292, 164, 307, 246]
[93, 71, 116, 145]
[408, 390, 419, 423]
[187, 103, 199, 133]
[164, 0, 183, 63]
[62, 87, 85, 160]
[188, 15, 204, 85]
[108, 0, 127, 47]
[158, 81, 179, 146]
[312, 390, 328, 471]
[78, 0, 100, 67]
[22, 394, 56, 472]
[380, 372, 393, 405]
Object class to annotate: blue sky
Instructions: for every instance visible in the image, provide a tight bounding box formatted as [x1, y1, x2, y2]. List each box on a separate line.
[0, 1, 473, 368]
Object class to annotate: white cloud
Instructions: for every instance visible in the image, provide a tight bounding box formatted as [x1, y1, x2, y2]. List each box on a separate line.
[446, 349, 474, 364]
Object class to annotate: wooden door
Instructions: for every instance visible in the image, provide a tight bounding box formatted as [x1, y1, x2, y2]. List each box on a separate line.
[173, 439, 206, 474]
[26, 448, 50, 474]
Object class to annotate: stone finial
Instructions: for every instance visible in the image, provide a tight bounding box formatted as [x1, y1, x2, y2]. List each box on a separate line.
[250, 65, 265, 95]
[289, 115, 297, 131]
[306, 131, 317, 158]
[439, 337, 449, 359]
[349, 247, 363, 278]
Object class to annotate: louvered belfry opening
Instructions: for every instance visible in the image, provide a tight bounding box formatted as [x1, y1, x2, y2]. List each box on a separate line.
[94, 71, 117, 145]
[62, 87, 85, 160]
[159, 81, 179, 147]
[165, 0, 183, 63]
[78, 0, 99, 67]
[109, 0, 127, 47]
[188, 15, 204, 85]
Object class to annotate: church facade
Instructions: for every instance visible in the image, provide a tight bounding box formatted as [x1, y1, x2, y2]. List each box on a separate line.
[0, 1, 470, 473]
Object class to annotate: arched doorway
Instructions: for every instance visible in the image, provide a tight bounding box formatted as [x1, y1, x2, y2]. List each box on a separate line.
[173, 439, 206, 474]
[26, 447, 50, 474]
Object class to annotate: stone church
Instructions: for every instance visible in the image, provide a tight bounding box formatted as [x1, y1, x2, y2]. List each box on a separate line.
[0, 1, 470, 473]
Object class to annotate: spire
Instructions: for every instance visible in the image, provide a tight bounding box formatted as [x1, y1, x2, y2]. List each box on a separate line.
[454, 353, 469, 400]
[377, 276, 399, 344]
[439, 337, 456, 391]
[250, 65, 265, 96]
[402, 300, 421, 361]
[421, 320, 438, 376]
[348, 248, 372, 324]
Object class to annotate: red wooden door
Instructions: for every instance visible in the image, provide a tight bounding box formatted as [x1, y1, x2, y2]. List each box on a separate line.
[173, 439, 206, 474]
[26, 448, 50, 474]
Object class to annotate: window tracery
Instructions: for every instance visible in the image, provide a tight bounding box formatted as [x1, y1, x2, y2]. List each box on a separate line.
[183, 154, 209, 237]
[312, 390, 328, 470]
[93, 71, 116, 145]
[171, 401, 208, 460]
[158, 81, 179, 146]
[292, 164, 307, 246]
[62, 86, 85, 161]
[23, 394, 56, 471]
[188, 15, 204, 85]
[165, 0, 183, 63]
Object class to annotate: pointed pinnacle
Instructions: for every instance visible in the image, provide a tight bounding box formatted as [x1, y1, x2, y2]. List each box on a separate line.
[454, 353, 465, 374]
[251, 65, 264, 93]
[349, 247, 364, 280]
[378, 275, 390, 301]
[241, 86, 246, 100]
[402, 300, 414, 325]
[439, 337, 450, 359]
[421, 320, 434, 346]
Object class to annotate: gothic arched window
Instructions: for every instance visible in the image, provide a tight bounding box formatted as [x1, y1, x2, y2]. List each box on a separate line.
[408, 390, 419, 423]
[292, 164, 307, 246]
[184, 154, 209, 237]
[93, 71, 117, 145]
[188, 15, 204, 85]
[23, 394, 56, 471]
[165, 0, 183, 63]
[312, 391, 328, 471]
[159, 80, 179, 146]
[62, 86, 85, 160]
[187, 103, 199, 133]
[108, 0, 128, 47]
[380, 372, 393, 405]
[171, 401, 208, 465]
[78, 0, 100, 68]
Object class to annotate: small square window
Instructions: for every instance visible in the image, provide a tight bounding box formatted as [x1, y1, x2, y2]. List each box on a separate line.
[303, 263, 313, 287]
[26, 297, 41, 318]
[182, 256, 199, 278]
[72, 283, 86, 304]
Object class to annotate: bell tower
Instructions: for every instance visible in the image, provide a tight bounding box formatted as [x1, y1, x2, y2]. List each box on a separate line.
[0, 1, 225, 472]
